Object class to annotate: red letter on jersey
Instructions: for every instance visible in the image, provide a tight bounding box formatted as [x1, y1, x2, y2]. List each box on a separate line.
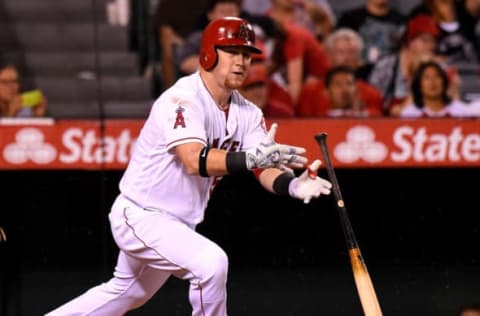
[173, 106, 186, 129]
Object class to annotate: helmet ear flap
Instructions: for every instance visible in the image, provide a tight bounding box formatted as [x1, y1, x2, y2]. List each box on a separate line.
[201, 46, 218, 71]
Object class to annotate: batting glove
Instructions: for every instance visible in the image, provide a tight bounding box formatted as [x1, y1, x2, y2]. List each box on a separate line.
[246, 123, 307, 170]
[289, 160, 332, 204]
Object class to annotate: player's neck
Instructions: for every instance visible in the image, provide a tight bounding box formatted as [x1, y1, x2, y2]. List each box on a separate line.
[218, 96, 231, 111]
[209, 89, 231, 111]
[200, 70, 232, 110]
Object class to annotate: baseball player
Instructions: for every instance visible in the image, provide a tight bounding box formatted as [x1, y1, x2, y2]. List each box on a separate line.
[45, 17, 332, 316]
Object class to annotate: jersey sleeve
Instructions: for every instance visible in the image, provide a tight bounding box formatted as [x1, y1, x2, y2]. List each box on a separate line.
[154, 93, 208, 150]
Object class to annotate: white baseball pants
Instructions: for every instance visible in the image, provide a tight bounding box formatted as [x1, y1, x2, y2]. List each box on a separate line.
[45, 194, 228, 316]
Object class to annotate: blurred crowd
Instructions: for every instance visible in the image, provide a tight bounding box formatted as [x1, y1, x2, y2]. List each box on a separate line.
[153, 0, 480, 118]
[2, 0, 480, 119]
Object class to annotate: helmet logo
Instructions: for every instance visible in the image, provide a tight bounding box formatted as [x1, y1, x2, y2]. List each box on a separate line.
[238, 23, 253, 43]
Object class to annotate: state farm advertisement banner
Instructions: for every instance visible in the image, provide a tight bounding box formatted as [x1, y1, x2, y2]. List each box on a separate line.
[273, 118, 480, 168]
[0, 119, 141, 170]
[0, 118, 479, 169]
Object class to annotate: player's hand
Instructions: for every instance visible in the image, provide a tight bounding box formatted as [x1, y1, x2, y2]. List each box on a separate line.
[246, 123, 307, 170]
[289, 159, 332, 204]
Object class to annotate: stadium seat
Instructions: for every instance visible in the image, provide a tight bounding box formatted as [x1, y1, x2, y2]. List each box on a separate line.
[33, 76, 151, 102]
[0, 0, 107, 22]
[3, 51, 140, 76]
[460, 73, 480, 102]
[0, 22, 129, 51]
[0, 0, 155, 119]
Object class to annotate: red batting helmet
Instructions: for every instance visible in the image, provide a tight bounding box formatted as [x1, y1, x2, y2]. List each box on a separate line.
[200, 17, 262, 70]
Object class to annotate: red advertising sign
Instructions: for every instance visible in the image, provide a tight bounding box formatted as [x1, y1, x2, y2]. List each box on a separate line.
[272, 118, 480, 168]
[0, 118, 141, 170]
[0, 118, 479, 169]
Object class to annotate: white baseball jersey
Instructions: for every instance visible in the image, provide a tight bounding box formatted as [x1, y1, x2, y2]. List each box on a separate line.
[119, 72, 267, 226]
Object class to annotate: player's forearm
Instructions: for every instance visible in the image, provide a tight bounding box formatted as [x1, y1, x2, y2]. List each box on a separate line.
[186, 146, 287, 179]
[175, 123, 307, 177]
[257, 168, 288, 194]
[175, 144, 229, 177]
[201, 148, 230, 176]
[202, 149, 252, 177]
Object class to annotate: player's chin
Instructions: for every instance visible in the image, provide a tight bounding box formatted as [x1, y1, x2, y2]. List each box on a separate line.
[225, 78, 244, 90]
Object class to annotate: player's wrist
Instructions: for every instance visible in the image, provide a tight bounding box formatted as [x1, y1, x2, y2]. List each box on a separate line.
[273, 172, 295, 196]
[198, 146, 211, 177]
[226, 151, 249, 173]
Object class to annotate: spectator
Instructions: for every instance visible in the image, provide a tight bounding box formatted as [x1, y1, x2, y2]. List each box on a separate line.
[456, 0, 480, 59]
[398, 60, 472, 117]
[0, 62, 47, 118]
[297, 65, 383, 117]
[336, 0, 405, 63]
[153, 0, 210, 89]
[407, 0, 479, 63]
[368, 14, 451, 114]
[242, 0, 336, 27]
[323, 28, 383, 113]
[267, 0, 335, 42]
[238, 62, 295, 117]
[325, 28, 365, 73]
[324, 27, 376, 81]
[268, 21, 331, 106]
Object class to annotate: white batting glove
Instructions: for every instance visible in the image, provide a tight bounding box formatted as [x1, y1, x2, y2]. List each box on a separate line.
[246, 123, 307, 170]
[289, 160, 332, 204]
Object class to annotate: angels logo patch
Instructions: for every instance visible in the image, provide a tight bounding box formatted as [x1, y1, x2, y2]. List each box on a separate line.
[173, 106, 186, 129]
[238, 23, 253, 42]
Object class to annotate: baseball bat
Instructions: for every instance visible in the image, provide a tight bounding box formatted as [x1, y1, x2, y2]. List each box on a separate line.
[0, 226, 6, 242]
[314, 132, 383, 316]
